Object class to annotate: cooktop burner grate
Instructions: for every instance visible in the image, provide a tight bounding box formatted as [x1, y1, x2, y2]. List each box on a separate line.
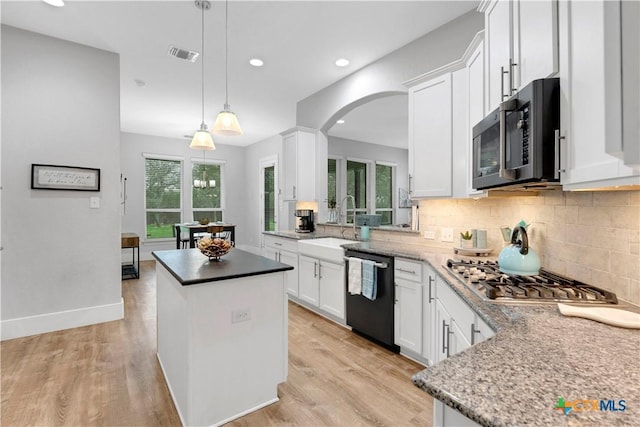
[445, 259, 618, 304]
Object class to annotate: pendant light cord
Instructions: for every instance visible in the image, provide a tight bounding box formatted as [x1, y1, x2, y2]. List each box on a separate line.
[224, 0, 229, 109]
[201, 1, 206, 125]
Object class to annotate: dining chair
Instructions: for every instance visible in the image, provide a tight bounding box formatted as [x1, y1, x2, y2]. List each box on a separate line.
[175, 224, 190, 249]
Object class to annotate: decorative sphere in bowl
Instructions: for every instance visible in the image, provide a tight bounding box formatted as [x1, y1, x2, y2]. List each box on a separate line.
[198, 236, 233, 260]
[198, 218, 209, 225]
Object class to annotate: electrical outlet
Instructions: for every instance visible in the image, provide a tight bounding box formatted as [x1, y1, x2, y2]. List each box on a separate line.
[90, 197, 100, 209]
[231, 308, 251, 323]
[424, 230, 436, 240]
[441, 227, 454, 242]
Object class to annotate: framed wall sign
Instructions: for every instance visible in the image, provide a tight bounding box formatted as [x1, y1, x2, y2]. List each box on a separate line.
[31, 164, 101, 191]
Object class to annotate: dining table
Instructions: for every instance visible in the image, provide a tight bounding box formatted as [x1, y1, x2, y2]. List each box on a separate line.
[178, 223, 236, 249]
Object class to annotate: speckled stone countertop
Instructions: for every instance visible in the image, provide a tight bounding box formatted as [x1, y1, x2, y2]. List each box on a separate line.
[342, 241, 640, 426]
[262, 230, 330, 240]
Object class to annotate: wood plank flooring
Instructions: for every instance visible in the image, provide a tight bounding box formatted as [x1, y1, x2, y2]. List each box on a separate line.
[1, 260, 432, 426]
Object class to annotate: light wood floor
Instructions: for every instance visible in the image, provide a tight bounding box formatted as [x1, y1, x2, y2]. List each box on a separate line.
[1, 260, 432, 426]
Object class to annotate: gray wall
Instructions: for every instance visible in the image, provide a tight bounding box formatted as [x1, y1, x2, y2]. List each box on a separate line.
[120, 132, 247, 259]
[328, 136, 410, 224]
[1, 26, 122, 337]
[296, 10, 483, 130]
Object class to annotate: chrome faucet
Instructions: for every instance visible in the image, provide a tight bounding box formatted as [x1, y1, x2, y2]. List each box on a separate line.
[340, 195, 357, 240]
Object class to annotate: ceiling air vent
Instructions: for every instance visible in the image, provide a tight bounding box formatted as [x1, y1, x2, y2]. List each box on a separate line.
[167, 46, 199, 63]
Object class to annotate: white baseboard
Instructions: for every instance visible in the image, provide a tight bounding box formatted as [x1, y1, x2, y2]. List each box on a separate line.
[1, 298, 124, 341]
[213, 397, 279, 427]
[156, 353, 187, 427]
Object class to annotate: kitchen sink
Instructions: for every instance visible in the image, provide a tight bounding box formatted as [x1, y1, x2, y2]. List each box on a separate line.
[297, 238, 355, 263]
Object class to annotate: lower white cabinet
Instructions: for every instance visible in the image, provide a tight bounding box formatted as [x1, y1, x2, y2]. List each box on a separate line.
[264, 235, 299, 297]
[394, 278, 423, 354]
[422, 266, 438, 365]
[434, 400, 480, 427]
[298, 254, 345, 322]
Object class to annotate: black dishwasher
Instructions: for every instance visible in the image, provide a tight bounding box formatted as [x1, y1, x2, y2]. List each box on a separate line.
[345, 249, 399, 353]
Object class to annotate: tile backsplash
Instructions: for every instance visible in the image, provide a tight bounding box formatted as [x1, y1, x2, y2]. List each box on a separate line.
[319, 190, 639, 306]
[416, 190, 639, 306]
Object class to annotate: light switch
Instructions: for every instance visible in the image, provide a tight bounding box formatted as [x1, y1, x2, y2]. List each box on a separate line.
[90, 197, 100, 209]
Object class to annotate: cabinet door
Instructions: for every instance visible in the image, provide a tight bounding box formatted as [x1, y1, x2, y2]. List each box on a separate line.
[421, 269, 437, 365]
[298, 255, 319, 307]
[279, 250, 299, 297]
[472, 315, 495, 345]
[559, 0, 638, 189]
[449, 319, 472, 358]
[394, 278, 423, 353]
[434, 299, 452, 364]
[263, 246, 279, 263]
[408, 73, 452, 198]
[485, 0, 513, 111]
[466, 38, 485, 196]
[516, 0, 558, 89]
[282, 132, 298, 200]
[318, 261, 345, 321]
[434, 400, 481, 427]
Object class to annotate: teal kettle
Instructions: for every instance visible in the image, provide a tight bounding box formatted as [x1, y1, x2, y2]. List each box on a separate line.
[498, 226, 541, 276]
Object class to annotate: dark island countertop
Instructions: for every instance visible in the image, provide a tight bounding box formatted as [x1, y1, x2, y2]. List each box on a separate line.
[152, 248, 294, 286]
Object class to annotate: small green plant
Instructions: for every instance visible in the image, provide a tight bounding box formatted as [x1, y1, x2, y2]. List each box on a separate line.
[460, 230, 473, 240]
[328, 197, 337, 209]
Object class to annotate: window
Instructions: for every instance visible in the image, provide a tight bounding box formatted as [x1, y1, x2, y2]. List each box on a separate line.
[375, 163, 393, 225]
[192, 161, 223, 223]
[346, 160, 367, 223]
[328, 158, 337, 207]
[263, 165, 276, 231]
[145, 157, 182, 239]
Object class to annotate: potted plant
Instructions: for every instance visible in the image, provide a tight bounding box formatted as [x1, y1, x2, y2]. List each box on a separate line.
[460, 230, 474, 248]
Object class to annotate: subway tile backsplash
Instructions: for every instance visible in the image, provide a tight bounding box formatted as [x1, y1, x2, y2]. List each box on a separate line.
[416, 190, 639, 306]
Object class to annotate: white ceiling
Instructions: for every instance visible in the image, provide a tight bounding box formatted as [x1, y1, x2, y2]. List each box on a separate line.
[1, 0, 478, 147]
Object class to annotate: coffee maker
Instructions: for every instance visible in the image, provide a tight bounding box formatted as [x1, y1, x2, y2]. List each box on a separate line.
[295, 209, 315, 233]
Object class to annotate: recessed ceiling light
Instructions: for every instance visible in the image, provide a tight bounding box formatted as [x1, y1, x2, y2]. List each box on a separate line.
[335, 58, 350, 67]
[336, 119, 345, 124]
[43, 0, 64, 7]
[249, 58, 264, 67]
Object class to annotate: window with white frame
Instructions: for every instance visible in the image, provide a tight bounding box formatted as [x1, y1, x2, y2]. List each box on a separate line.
[375, 163, 393, 225]
[346, 160, 368, 223]
[144, 156, 182, 239]
[192, 160, 224, 223]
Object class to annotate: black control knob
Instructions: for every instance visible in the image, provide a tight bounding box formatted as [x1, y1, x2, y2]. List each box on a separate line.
[517, 119, 526, 130]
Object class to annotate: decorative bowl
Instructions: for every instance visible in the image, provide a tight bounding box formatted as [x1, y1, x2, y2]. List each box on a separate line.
[198, 236, 233, 260]
[198, 218, 209, 225]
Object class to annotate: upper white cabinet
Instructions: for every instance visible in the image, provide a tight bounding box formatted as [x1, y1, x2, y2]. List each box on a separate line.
[408, 73, 453, 198]
[558, 0, 640, 190]
[281, 128, 317, 201]
[465, 36, 486, 196]
[481, 0, 559, 112]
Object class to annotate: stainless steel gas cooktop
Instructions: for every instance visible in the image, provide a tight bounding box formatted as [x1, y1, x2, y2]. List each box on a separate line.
[445, 259, 618, 304]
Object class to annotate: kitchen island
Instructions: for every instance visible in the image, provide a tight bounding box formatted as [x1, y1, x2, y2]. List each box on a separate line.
[152, 248, 293, 427]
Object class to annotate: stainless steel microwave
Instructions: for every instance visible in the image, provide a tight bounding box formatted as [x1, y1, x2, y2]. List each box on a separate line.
[472, 78, 560, 190]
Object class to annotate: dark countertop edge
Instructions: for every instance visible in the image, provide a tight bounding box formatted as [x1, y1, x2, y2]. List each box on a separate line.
[152, 251, 294, 286]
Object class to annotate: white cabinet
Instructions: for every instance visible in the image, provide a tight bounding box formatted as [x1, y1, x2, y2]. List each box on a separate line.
[281, 128, 317, 201]
[264, 235, 299, 297]
[299, 255, 320, 306]
[298, 254, 345, 322]
[434, 401, 481, 427]
[421, 266, 438, 365]
[394, 259, 424, 354]
[408, 73, 452, 198]
[559, 0, 640, 190]
[482, 0, 558, 111]
[318, 261, 345, 320]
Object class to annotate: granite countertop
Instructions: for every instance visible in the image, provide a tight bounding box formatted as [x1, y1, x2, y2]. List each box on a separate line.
[262, 230, 330, 240]
[342, 241, 640, 426]
[152, 248, 294, 286]
[318, 222, 420, 234]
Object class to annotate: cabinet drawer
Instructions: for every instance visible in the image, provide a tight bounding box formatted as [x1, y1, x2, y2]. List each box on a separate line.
[394, 258, 423, 282]
[264, 235, 298, 253]
[437, 279, 475, 344]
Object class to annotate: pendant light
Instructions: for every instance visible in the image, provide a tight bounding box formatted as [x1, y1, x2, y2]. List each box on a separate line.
[212, 0, 243, 136]
[190, 0, 216, 150]
[194, 149, 216, 189]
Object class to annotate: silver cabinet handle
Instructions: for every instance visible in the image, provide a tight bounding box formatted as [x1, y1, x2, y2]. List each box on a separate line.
[501, 66, 509, 100]
[554, 129, 566, 179]
[408, 174, 413, 194]
[313, 261, 317, 278]
[274, 252, 279, 262]
[293, 185, 296, 199]
[499, 99, 517, 180]
[509, 58, 518, 94]
[396, 268, 416, 275]
[471, 323, 481, 345]
[442, 320, 448, 354]
[428, 276, 435, 302]
[446, 326, 454, 358]
[318, 263, 323, 280]
[274, 242, 283, 246]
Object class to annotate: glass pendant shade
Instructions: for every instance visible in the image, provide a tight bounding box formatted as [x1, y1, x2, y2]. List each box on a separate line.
[190, 123, 216, 150]
[212, 107, 243, 136]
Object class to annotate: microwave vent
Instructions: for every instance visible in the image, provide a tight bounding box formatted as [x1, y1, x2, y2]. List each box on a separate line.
[167, 46, 199, 63]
